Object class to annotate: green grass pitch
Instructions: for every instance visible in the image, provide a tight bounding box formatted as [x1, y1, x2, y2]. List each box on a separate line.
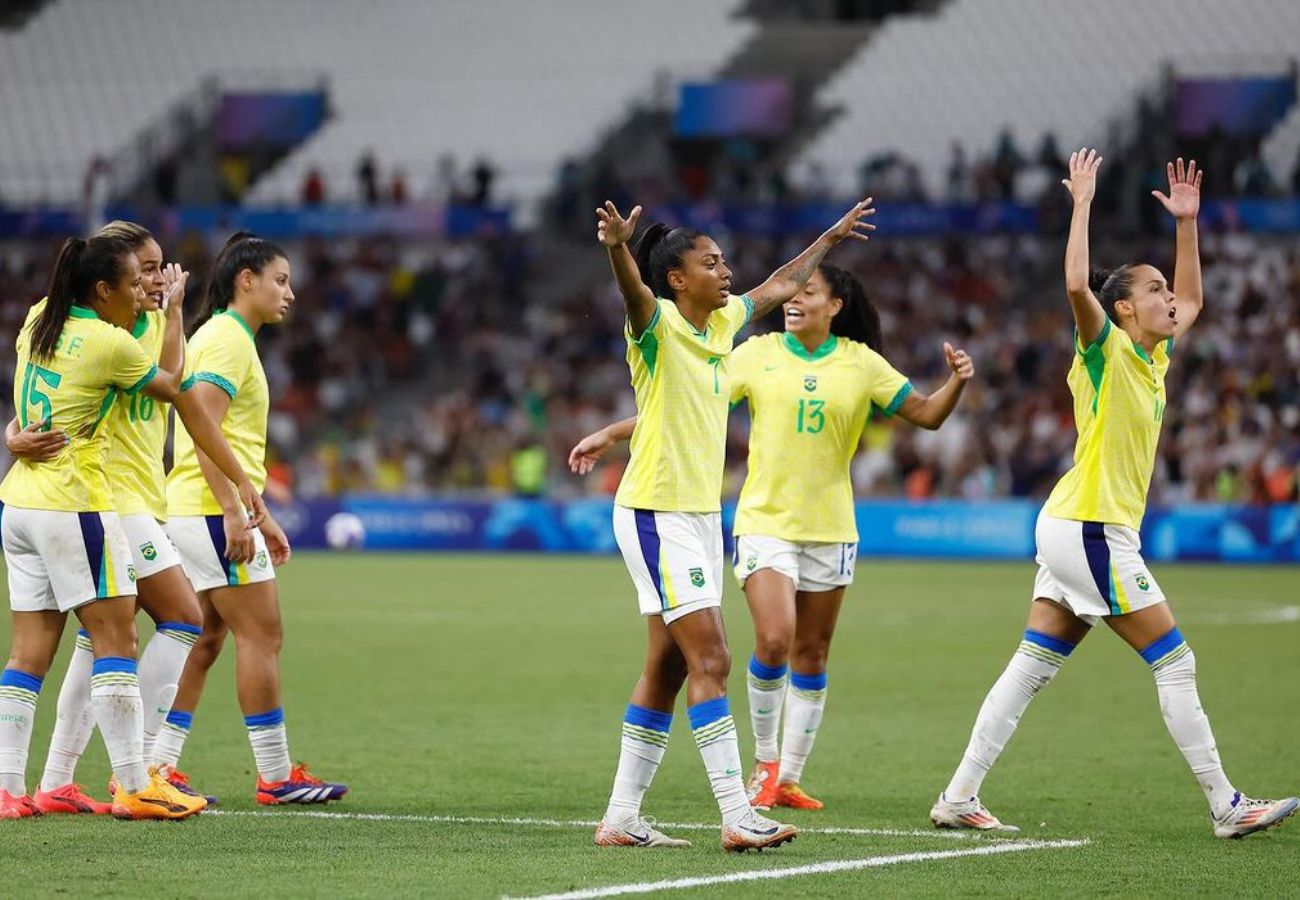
[0, 554, 1296, 897]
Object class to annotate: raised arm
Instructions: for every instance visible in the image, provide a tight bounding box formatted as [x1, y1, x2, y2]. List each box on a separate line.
[746, 199, 876, 319]
[157, 262, 188, 377]
[1152, 157, 1204, 341]
[894, 342, 975, 430]
[568, 416, 637, 475]
[596, 202, 657, 337]
[1060, 149, 1108, 346]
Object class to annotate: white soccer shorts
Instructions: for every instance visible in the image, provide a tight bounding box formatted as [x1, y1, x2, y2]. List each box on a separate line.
[120, 513, 183, 581]
[613, 506, 723, 625]
[732, 533, 856, 593]
[1032, 511, 1166, 625]
[165, 515, 275, 593]
[3, 507, 137, 612]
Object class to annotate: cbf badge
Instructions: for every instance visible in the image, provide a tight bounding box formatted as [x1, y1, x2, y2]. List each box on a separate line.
[746, 555, 758, 571]
[140, 542, 158, 562]
[256, 550, 270, 569]
[1136, 575, 1150, 592]
[803, 375, 818, 393]
[689, 567, 706, 588]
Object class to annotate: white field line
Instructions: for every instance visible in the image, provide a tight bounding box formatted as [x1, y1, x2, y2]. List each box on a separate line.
[506, 838, 1091, 900]
[204, 808, 973, 839]
[1180, 605, 1300, 626]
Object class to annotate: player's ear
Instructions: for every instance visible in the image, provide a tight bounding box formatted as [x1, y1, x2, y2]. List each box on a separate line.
[667, 267, 687, 293]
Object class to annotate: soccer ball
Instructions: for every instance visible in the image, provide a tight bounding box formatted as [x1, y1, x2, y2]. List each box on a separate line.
[324, 512, 366, 550]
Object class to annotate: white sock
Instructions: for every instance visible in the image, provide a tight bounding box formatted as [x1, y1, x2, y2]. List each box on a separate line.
[779, 670, 827, 785]
[90, 657, 148, 794]
[604, 704, 671, 824]
[138, 623, 200, 764]
[746, 656, 787, 763]
[688, 697, 750, 824]
[0, 668, 43, 795]
[40, 630, 96, 791]
[245, 708, 291, 782]
[1141, 628, 1237, 818]
[153, 709, 193, 769]
[944, 630, 1074, 801]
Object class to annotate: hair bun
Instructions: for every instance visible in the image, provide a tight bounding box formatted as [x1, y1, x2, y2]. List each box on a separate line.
[1088, 268, 1112, 294]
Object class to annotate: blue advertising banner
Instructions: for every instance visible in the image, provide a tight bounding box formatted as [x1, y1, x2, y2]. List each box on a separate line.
[273, 496, 1300, 563]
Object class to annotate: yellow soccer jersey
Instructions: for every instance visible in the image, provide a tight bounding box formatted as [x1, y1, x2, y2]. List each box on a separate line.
[731, 332, 911, 543]
[615, 294, 754, 512]
[1043, 320, 1172, 531]
[106, 311, 170, 519]
[166, 310, 268, 516]
[0, 305, 158, 512]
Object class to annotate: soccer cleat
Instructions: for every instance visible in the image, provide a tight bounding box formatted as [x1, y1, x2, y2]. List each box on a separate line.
[721, 809, 798, 852]
[160, 766, 219, 807]
[32, 783, 112, 815]
[774, 782, 824, 810]
[930, 793, 1020, 833]
[746, 760, 780, 810]
[256, 763, 348, 805]
[111, 768, 206, 821]
[594, 816, 692, 848]
[0, 790, 42, 819]
[1213, 793, 1298, 839]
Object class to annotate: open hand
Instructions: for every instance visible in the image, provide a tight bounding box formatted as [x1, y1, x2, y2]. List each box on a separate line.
[1152, 157, 1201, 221]
[944, 342, 974, 381]
[161, 262, 189, 314]
[1061, 148, 1103, 205]
[260, 515, 292, 566]
[568, 429, 616, 475]
[7, 419, 67, 461]
[823, 198, 877, 246]
[596, 201, 642, 247]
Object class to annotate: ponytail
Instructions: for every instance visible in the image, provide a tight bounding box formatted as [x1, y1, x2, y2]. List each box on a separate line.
[1089, 265, 1135, 323]
[192, 230, 287, 335]
[821, 262, 883, 353]
[633, 222, 704, 300]
[31, 235, 135, 362]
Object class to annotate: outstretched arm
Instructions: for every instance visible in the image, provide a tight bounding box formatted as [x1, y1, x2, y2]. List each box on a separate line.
[1152, 157, 1204, 341]
[596, 202, 657, 337]
[746, 199, 876, 319]
[568, 416, 637, 475]
[894, 342, 975, 430]
[1061, 148, 1108, 347]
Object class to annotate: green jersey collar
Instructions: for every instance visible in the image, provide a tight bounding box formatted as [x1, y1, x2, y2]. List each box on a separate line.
[782, 331, 837, 361]
[217, 308, 256, 339]
[68, 305, 98, 319]
[131, 312, 150, 338]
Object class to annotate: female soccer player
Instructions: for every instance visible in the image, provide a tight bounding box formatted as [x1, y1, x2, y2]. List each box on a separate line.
[155, 232, 348, 805]
[0, 234, 265, 820]
[929, 152, 1296, 838]
[7, 222, 217, 813]
[571, 262, 975, 813]
[588, 199, 874, 851]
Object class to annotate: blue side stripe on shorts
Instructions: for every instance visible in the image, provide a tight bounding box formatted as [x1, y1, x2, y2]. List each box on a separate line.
[204, 514, 239, 586]
[77, 512, 106, 598]
[1080, 521, 1120, 616]
[633, 509, 667, 610]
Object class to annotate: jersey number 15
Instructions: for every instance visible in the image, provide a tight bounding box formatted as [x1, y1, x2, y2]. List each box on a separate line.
[20, 362, 61, 431]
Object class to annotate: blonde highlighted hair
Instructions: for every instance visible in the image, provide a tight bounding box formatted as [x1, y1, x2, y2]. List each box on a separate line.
[95, 219, 153, 249]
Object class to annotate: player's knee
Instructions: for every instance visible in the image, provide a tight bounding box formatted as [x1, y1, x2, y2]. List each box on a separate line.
[753, 630, 792, 667]
[689, 643, 732, 683]
[791, 641, 830, 674]
[4, 654, 52, 680]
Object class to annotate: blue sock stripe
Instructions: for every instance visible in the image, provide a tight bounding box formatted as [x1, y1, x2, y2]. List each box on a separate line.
[156, 622, 203, 636]
[624, 704, 672, 733]
[90, 656, 137, 676]
[0, 668, 44, 692]
[1023, 629, 1077, 658]
[790, 670, 828, 692]
[748, 655, 788, 681]
[1139, 627, 1186, 666]
[77, 629, 90, 638]
[687, 697, 731, 730]
[165, 710, 194, 730]
[244, 708, 285, 728]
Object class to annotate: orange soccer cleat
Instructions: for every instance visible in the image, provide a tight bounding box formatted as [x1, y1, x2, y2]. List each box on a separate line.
[33, 783, 112, 815]
[746, 760, 780, 810]
[774, 782, 825, 810]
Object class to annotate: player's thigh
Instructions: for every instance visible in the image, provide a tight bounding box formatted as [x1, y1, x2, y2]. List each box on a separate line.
[6, 609, 68, 676]
[644, 614, 688, 678]
[665, 605, 730, 674]
[208, 580, 283, 646]
[793, 586, 846, 650]
[1026, 598, 1093, 645]
[1104, 603, 1178, 653]
[136, 561, 203, 627]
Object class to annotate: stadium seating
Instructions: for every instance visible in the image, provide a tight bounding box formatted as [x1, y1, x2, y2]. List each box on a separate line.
[0, 0, 754, 210]
[798, 0, 1300, 197]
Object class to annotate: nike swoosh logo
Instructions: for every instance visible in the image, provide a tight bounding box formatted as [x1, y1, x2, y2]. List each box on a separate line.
[744, 824, 779, 836]
[804, 728, 817, 734]
[627, 830, 651, 843]
[138, 797, 189, 813]
[755, 708, 773, 715]
[724, 768, 741, 777]
[764, 365, 779, 371]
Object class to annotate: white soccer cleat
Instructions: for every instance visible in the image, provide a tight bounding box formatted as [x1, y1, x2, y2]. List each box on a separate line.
[721, 809, 798, 852]
[930, 793, 1020, 833]
[1212, 793, 1298, 839]
[594, 816, 692, 848]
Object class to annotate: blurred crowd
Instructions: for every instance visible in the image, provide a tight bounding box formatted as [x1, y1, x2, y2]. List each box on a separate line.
[1, 227, 1297, 507]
